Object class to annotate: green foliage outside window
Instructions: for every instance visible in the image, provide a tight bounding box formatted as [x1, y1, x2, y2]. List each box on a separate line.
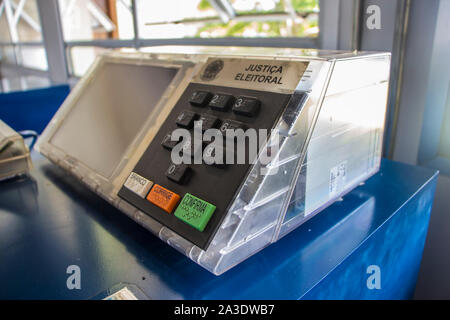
[195, 0, 319, 38]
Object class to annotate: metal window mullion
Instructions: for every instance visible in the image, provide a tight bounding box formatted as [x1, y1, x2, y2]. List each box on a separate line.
[65, 39, 136, 48]
[318, 0, 339, 49]
[138, 37, 318, 48]
[65, 37, 318, 49]
[131, 0, 139, 48]
[386, 0, 412, 159]
[318, 0, 360, 50]
[337, 0, 360, 50]
[36, 0, 69, 83]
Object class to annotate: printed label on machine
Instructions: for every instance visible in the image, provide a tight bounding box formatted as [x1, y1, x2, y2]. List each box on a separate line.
[174, 194, 217, 232]
[194, 58, 309, 93]
[124, 172, 154, 199]
[329, 161, 348, 197]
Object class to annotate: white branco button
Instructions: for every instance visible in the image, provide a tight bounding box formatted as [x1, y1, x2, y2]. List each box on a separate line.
[124, 172, 154, 198]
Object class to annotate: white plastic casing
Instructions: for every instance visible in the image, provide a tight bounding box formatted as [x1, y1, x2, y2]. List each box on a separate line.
[0, 119, 32, 181]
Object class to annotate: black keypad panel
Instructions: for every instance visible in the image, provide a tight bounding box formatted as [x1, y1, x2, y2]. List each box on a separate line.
[189, 91, 213, 107]
[209, 93, 235, 112]
[119, 83, 292, 249]
[233, 96, 261, 117]
[166, 163, 191, 184]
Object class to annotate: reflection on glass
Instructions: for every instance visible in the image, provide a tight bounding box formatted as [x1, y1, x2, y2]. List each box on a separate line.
[0, 0, 42, 42]
[58, 0, 134, 41]
[18, 46, 48, 70]
[137, 0, 319, 39]
[0, 76, 51, 93]
[0, 11, 12, 42]
[65, 1, 320, 77]
[0, 45, 47, 70]
[69, 46, 109, 76]
[0, 46, 17, 65]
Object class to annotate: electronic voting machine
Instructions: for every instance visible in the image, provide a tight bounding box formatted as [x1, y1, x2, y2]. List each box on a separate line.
[36, 47, 390, 275]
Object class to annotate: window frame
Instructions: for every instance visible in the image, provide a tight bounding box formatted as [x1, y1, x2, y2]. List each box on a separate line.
[395, 0, 450, 176]
[0, 0, 49, 78]
[1, 0, 356, 83]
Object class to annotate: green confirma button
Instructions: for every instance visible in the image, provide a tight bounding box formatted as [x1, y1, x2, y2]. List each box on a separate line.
[174, 194, 216, 232]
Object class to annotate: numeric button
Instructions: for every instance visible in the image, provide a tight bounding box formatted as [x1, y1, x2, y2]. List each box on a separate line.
[189, 91, 213, 107]
[219, 120, 247, 135]
[194, 114, 220, 132]
[176, 110, 198, 129]
[166, 163, 191, 184]
[233, 97, 261, 117]
[203, 144, 231, 168]
[209, 94, 235, 112]
[180, 139, 203, 159]
[161, 132, 180, 150]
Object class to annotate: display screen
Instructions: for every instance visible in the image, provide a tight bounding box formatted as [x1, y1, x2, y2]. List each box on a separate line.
[50, 62, 178, 178]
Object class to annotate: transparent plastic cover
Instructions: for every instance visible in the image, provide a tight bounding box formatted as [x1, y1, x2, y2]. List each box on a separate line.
[36, 48, 390, 276]
[50, 63, 178, 178]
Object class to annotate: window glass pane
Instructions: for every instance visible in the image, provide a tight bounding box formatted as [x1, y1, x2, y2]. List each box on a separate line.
[228, 0, 319, 37]
[17, 45, 48, 70]
[0, 46, 17, 65]
[16, 0, 43, 41]
[136, 0, 217, 39]
[68, 46, 110, 76]
[0, 76, 51, 94]
[137, 0, 319, 39]
[138, 0, 217, 25]
[231, 0, 317, 13]
[58, 0, 134, 41]
[0, 0, 42, 42]
[0, 12, 13, 42]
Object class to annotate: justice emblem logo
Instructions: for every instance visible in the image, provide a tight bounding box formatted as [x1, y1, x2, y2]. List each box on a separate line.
[201, 60, 224, 81]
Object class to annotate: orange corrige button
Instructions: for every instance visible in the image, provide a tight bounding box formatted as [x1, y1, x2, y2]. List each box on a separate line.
[146, 184, 181, 213]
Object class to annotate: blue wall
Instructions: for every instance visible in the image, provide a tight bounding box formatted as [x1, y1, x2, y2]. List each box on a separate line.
[0, 85, 70, 134]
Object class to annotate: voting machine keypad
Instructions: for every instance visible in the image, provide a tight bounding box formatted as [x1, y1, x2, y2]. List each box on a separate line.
[118, 83, 291, 249]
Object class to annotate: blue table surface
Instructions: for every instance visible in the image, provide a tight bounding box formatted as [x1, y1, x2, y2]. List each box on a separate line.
[0, 154, 438, 299]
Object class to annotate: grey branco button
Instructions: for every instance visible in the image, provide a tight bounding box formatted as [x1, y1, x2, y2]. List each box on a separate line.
[124, 172, 154, 198]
